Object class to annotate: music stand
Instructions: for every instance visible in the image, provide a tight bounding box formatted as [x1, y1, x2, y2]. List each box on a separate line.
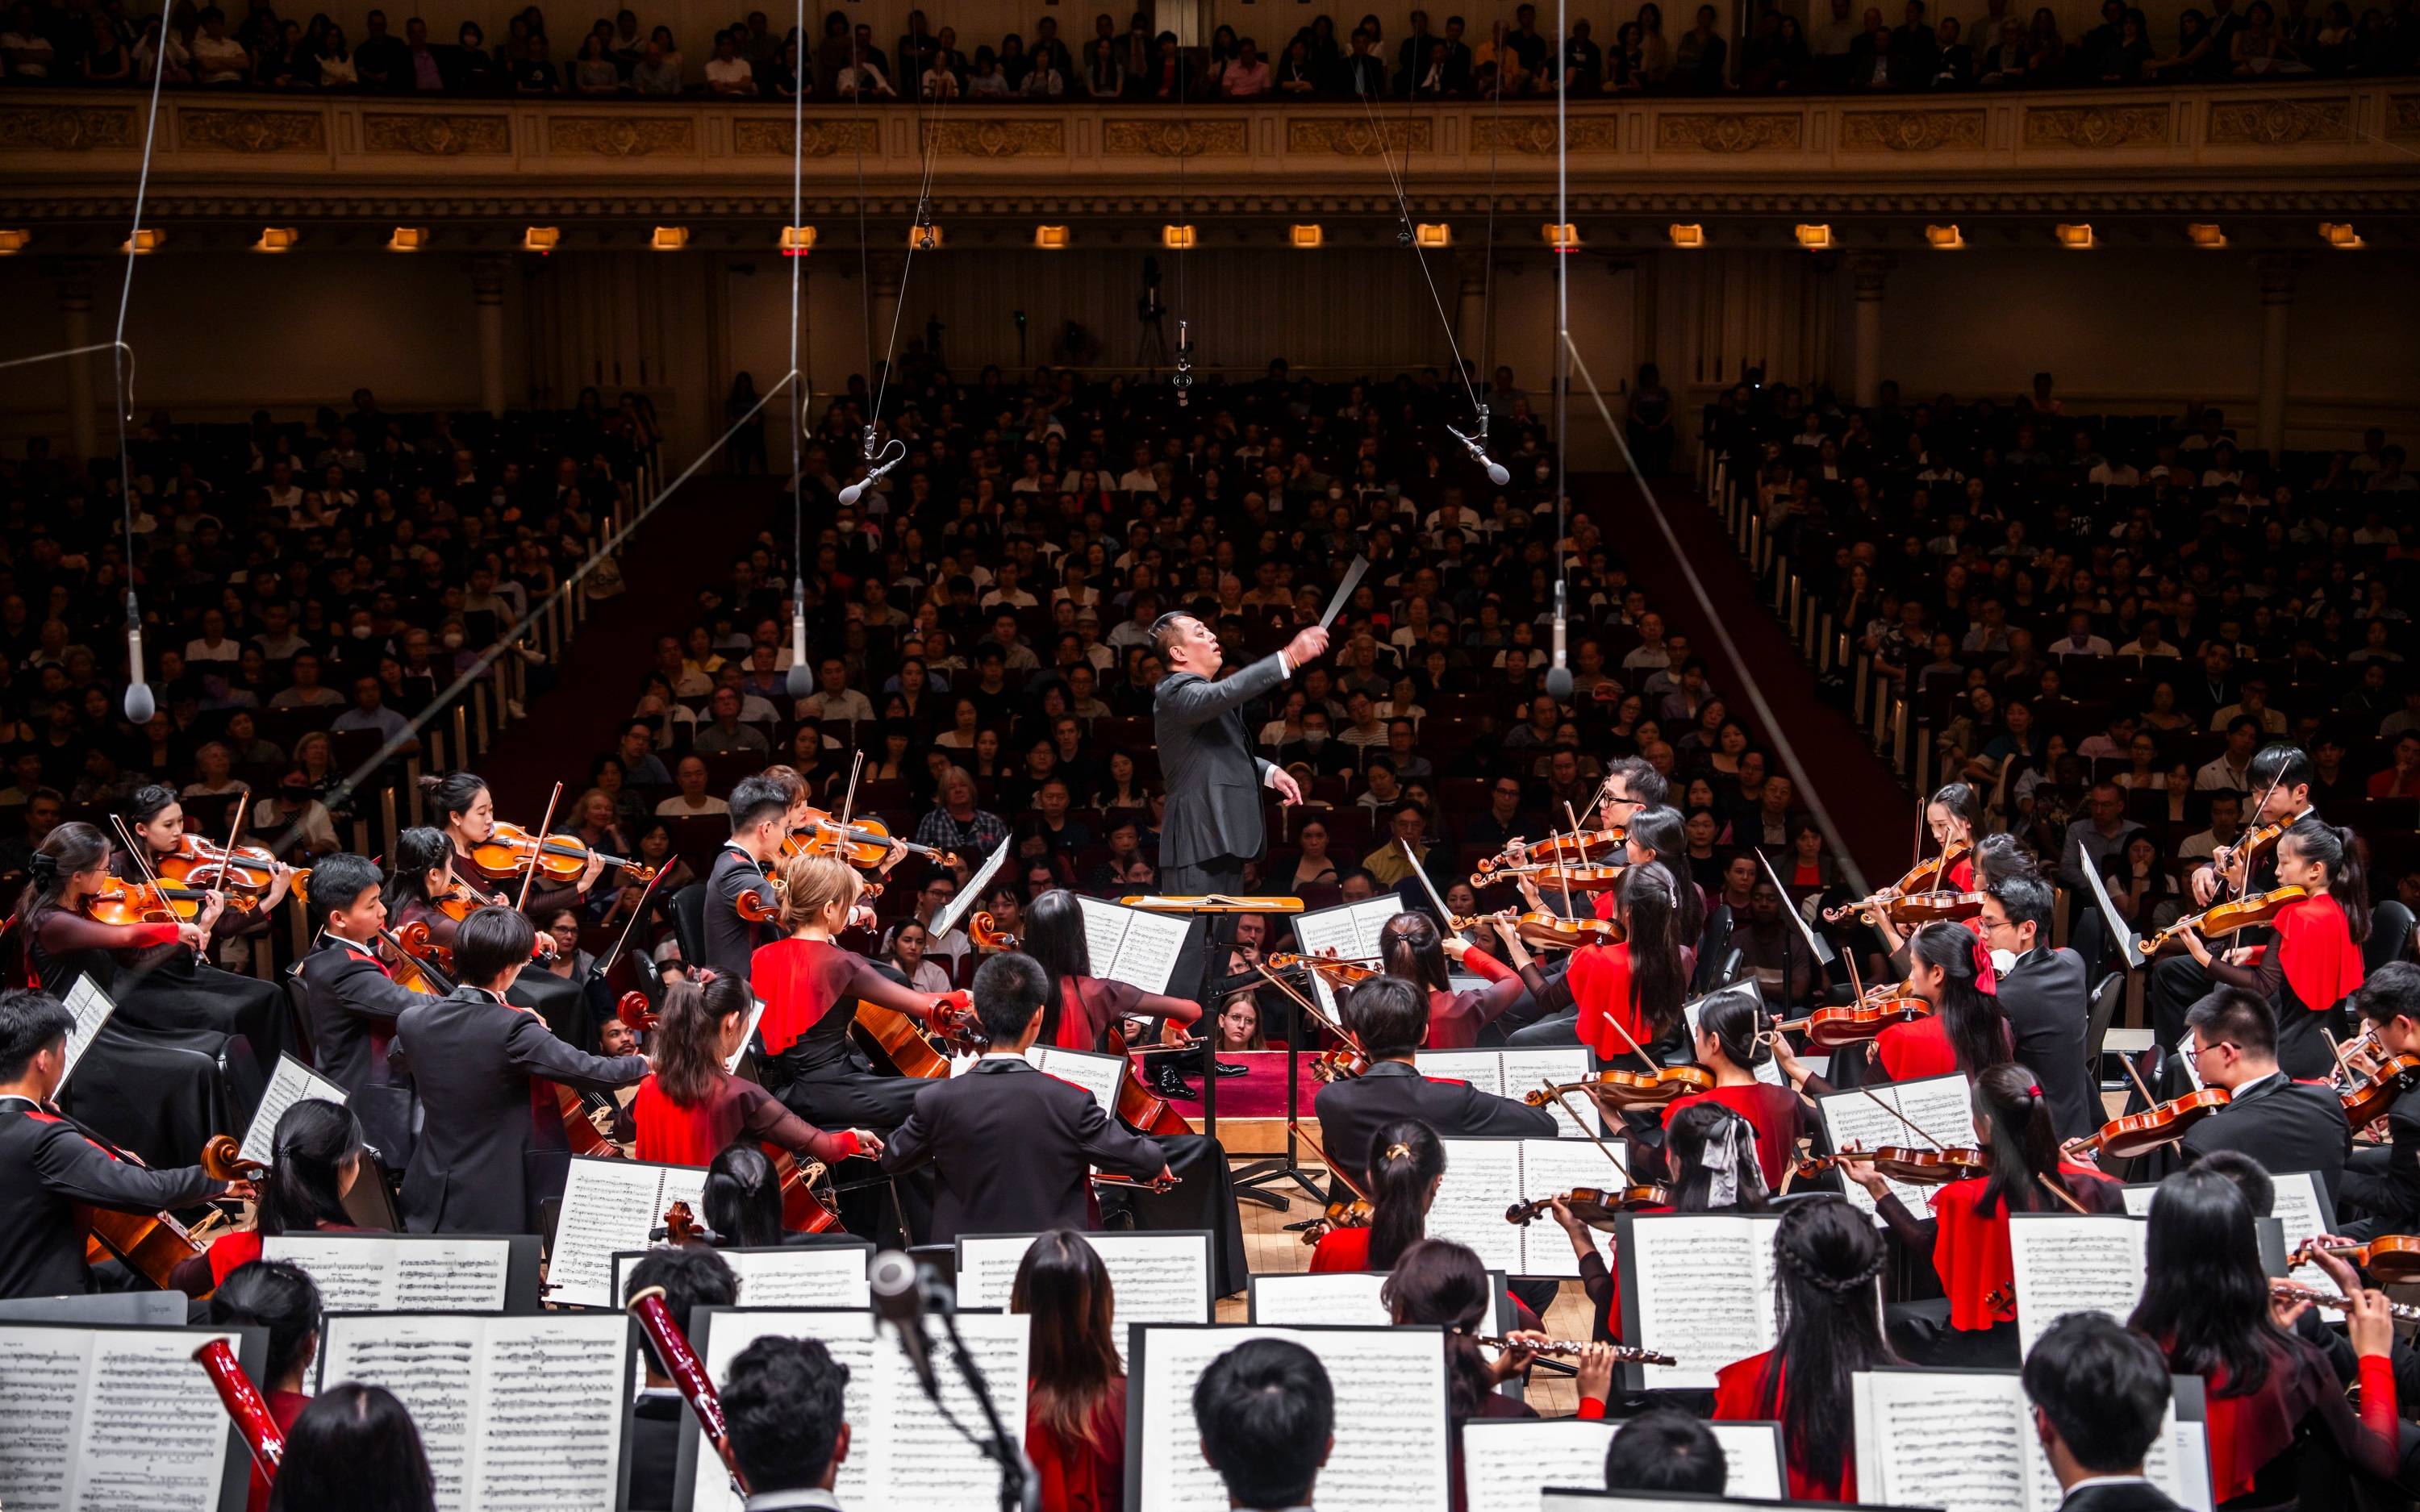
[1118, 893, 1312, 1210]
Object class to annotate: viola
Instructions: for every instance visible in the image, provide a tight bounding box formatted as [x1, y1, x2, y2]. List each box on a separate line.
[2139, 885, 2309, 955]
[1504, 1185, 1671, 1228]
[2289, 1236, 2420, 1284]
[1450, 911, 1624, 948]
[1470, 861, 1625, 893]
[467, 821, 659, 885]
[1795, 1144, 1991, 1185]
[785, 807, 958, 871]
[1525, 1066, 1714, 1110]
[1771, 988, 1932, 1048]
[2070, 1087, 2231, 1161]
[1475, 827, 1625, 875]
[200, 1134, 265, 1183]
[81, 875, 258, 927]
[1824, 839, 1971, 923]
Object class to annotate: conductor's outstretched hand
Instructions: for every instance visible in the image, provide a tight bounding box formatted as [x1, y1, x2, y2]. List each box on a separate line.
[1285, 625, 1331, 666]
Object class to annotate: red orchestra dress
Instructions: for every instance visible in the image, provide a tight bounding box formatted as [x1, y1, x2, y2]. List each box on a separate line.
[1877, 1164, 2125, 1331]
[1026, 1387, 1125, 1512]
[1565, 943, 1651, 1062]
[1713, 1352, 1856, 1502]
[2204, 891, 2365, 1082]
[2178, 1338, 2397, 1505]
[1873, 1016, 1960, 1081]
[1425, 948, 1529, 1050]
[750, 935, 955, 1129]
[631, 1071, 862, 1167]
[248, 1389, 311, 1512]
[1661, 1081, 1804, 1191]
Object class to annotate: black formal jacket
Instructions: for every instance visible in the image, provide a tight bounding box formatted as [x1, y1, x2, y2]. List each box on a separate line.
[2178, 1070, 2351, 1207]
[1997, 945, 2097, 1143]
[0, 1098, 225, 1298]
[391, 984, 648, 1233]
[703, 844, 777, 986]
[879, 1056, 1164, 1244]
[627, 1391, 683, 1511]
[298, 935, 428, 1100]
[2057, 1481, 2184, 1512]
[1154, 651, 1289, 870]
[1312, 1060, 1557, 1187]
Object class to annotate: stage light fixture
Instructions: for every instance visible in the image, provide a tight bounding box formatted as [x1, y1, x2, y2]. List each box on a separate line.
[1162, 224, 1196, 249]
[521, 227, 560, 254]
[252, 227, 298, 253]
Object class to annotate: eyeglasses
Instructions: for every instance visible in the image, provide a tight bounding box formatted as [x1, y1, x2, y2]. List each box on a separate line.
[2189, 1039, 2234, 1061]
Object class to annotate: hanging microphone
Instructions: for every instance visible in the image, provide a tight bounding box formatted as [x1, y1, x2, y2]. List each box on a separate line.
[1545, 581, 1572, 700]
[1446, 412, 1512, 487]
[784, 581, 813, 698]
[122, 589, 155, 723]
[837, 441, 907, 508]
[869, 1250, 941, 1401]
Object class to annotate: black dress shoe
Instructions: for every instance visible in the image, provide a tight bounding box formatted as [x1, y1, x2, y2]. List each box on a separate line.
[1152, 1064, 1199, 1100]
[1212, 1059, 1249, 1078]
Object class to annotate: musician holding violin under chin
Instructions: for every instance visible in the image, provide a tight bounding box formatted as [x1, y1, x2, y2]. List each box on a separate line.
[296, 852, 430, 1110]
[0, 987, 251, 1299]
[424, 770, 611, 922]
[2146, 743, 2318, 1050]
[2339, 964, 2420, 1240]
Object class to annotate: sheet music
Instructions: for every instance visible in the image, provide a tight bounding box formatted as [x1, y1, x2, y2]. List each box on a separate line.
[1625, 1214, 1783, 1389]
[1074, 897, 1191, 996]
[320, 1313, 628, 1512]
[611, 1246, 871, 1313]
[726, 997, 768, 1074]
[1814, 1073, 1977, 1220]
[53, 974, 117, 1092]
[236, 1054, 350, 1168]
[1429, 1138, 1529, 1275]
[957, 1231, 1213, 1336]
[1417, 1049, 1596, 1139]
[1514, 1139, 1629, 1277]
[1417, 1051, 1504, 1096]
[1855, 1368, 2201, 1512]
[2138, 1168, 2335, 1289]
[1249, 1272, 1390, 1325]
[263, 1235, 511, 1313]
[1459, 1419, 1787, 1511]
[1135, 1325, 1450, 1512]
[2008, 1215, 2146, 1357]
[0, 1325, 239, 1512]
[544, 1157, 708, 1309]
[690, 1310, 1028, 1512]
[928, 839, 1009, 942]
[2167, 1422, 2215, 1512]
[1290, 897, 1404, 1016]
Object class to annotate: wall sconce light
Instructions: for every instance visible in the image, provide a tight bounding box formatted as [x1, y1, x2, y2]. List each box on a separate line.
[123, 228, 166, 254]
[652, 226, 691, 251]
[1542, 223, 1580, 250]
[521, 227, 560, 255]
[1414, 223, 1451, 248]
[1032, 225, 1070, 249]
[1162, 224, 1196, 249]
[2318, 222, 2362, 248]
[1289, 224, 1323, 249]
[251, 227, 298, 253]
[2185, 223, 2226, 248]
[908, 224, 942, 251]
[0, 229, 29, 256]
[1794, 223, 1833, 250]
[1667, 223, 1704, 248]
[781, 225, 818, 254]
[1925, 223, 1963, 248]
[387, 227, 428, 252]
[2054, 223, 2093, 248]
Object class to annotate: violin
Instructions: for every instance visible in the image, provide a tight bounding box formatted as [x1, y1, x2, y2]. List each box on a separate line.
[1450, 911, 1624, 949]
[2289, 1236, 2420, 1284]
[422, 881, 560, 962]
[381, 921, 454, 993]
[1265, 950, 1383, 986]
[1470, 861, 1625, 893]
[784, 807, 958, 871]
[1880, 890, 1986, 925]
[158, 834, 286, 898]
[1504, 1185, 1671, 1229]
[2339, 1039, 2420, 1128]
[1794, 1143, 1992, 1185]
[1824, 839, 1971, 923]
[81, 875, 258, 927]
[467, 821, 659, 885]
[734, 883, 782, 925]
[1771, 985, 1932, 1048]
[2212, 815, 2298, 888]
[2070, 1087, 2231, 1161]
[1475, 828, 1625, 875]
[1525, 1065, 1714, 1110]
[200, 1134, 265, 1183]
[1293, 1123, 1376, 1244]
[2139, 885, 2309, 955]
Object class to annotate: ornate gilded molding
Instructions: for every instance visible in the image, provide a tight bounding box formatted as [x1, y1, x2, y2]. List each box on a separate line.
[1839, 108, 1984, 152]
[1471, 116, 1621, 153]
[1654, 112, 1800, 153]
[1286, 117, 1432, 155]
[2390, 94, 2420, 138]
[179, 107, 324, 153]
[0, 104, 135, 151]
[2022, 104, 2168, 148]
[920, 118, 1065, 156]
[2207, 98, 2351, 144]
[549, 115, 695, 156]
[733, 119, 879, 156]
[363, 112, 510, 156]
[1100, 118, 1247, 156]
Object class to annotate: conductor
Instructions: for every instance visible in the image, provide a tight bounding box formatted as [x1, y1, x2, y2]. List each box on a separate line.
[1151, 614, 1329, 900]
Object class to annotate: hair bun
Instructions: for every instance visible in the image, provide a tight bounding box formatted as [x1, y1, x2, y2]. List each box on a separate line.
[27, 852, 59, 886]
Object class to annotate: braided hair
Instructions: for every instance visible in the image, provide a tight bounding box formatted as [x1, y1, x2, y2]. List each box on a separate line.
[1765, 1194, 1899, 1493]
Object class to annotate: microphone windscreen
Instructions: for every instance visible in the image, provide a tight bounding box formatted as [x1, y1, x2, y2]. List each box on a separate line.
[1484, 460, 1511, 486]
[123, 683, 156, 723]
[786, 661, 815, 698]
[1544, 666, 1574, 700]
[837, 481, 865, 506]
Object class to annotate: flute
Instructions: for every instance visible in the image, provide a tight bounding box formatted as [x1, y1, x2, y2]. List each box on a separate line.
[2270, 1281, 2420, 1324]
[193, 1338, 285, 1481]
[627, 1285, 751, 1496]
[1469, 1335, 1676, 1365]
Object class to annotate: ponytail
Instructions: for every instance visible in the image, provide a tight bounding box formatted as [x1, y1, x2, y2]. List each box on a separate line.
[1379, 911, 1450, 993]
[2286, 818, 2369, 945]
[1973, 1063, 2069, 1219]
[1364, 1118, 1444, 1270]
[1909, 920, 2012, 1078]
[1696, 983, 1770, 1073]
[1619, 864, 1688, 1042]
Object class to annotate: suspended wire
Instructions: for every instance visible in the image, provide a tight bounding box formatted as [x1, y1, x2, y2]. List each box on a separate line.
[1353, 83, 1483, 417]
[786, 0, 807, 585]
[1475, 38, 1505, 390]
[866, 59, 950, 431]
[1551, 0, 1570, 609]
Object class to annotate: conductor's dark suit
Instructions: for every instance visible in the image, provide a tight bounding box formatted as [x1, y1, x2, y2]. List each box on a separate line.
[879, 1056, 1165, 1243]
[391, 984, 647, 1234]
[1153, 650, 1292, 893]
[1996, 944, 2097, 1143]
[1313, 1060, 1558, 1188]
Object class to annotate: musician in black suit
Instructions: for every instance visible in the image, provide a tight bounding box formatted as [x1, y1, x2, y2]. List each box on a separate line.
[2340, 964, 2420, 1239]
[1312, 974, 1556, 1193]
[0, 988, 244, 1297]
[2022, 1312, 2185, 1512]
[391, 906, 649, 1234]
[701, 774, 792, 986]
[2175, 989, 2350, 1206]
[623, 1243, 739, 1511]
[880, 952, 1170, 1244]
[296, 852, 429, 1098]
[1981, 874, 2097, 1143]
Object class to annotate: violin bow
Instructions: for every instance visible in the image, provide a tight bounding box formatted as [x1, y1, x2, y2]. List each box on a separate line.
[837, 750, 865, 839]
[592, 854, 675, 988]
[1287, 1120, 1368, 1200]
[2120, 1049, 2160, 1109]
[1252, 960, 1361, 1054]
[2233, 763, 2289, 905]
[1402, 839, 1464, 937]
[1854, 1081, 1943, 1152]
[110, 814, 208, 963]
[1537, 1077, 1634, 1181]
[515, 781, 565, 912]
[219, 793, 250, 892]
[1559, 802, 1585, 918]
